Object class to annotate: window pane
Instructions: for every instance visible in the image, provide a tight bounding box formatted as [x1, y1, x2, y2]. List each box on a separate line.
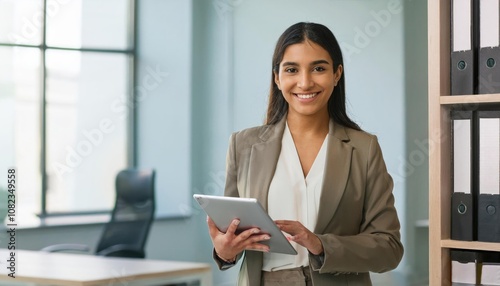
[0, 0, 43, 45]
[0, 47, 42, 220]
[46, 0, 131, 49]
[45, 50, 129, 213]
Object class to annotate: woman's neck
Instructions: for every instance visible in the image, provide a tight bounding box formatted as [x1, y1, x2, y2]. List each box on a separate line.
[286, 112, 330, 137]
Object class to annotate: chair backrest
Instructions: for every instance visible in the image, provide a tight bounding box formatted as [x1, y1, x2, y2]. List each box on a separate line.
[95, 168, 156, 258]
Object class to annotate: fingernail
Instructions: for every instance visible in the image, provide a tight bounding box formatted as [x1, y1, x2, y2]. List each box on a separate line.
[253, 229, 260, 234]
[233, 219, 240, 225]
[264, 235, 270, 240]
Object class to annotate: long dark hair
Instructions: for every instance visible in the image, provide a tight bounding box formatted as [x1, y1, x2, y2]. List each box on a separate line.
[265, 22, 361, 131]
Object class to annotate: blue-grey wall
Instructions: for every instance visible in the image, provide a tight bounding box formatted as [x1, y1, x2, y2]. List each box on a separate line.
[137, 0, 193, 218]
[403, 0, 429, 283]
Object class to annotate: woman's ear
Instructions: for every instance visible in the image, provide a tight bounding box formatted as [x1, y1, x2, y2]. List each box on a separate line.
[274, 71, 281, 90]
[334, 64, 343, 86]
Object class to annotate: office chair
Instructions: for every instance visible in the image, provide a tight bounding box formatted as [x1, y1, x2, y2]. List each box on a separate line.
[43, 169, 190, 286]
[42, 168, 156, 258]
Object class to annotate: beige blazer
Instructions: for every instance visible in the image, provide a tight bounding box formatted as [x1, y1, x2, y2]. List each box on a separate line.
[216, 117, 403, 286]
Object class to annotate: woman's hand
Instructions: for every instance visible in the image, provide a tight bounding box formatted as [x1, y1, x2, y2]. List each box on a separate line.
[207, 216, 271, 262]
[275, 220, 324, 255]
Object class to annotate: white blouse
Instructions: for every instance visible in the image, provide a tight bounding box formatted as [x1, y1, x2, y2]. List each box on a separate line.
[262, 122, 328, 271]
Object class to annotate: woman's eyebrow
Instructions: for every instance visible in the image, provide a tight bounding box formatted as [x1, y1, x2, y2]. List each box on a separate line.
[310, 59, 330, 65]
[281, 60, 331, 66]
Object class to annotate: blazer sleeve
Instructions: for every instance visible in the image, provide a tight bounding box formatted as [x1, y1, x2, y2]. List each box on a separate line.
[310, 136, 404, 274]
[212, 132, 244, 270]
[224, 132, 240, 198]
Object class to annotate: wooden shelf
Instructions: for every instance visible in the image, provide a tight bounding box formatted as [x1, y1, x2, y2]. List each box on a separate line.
[441, 240, 500, 252]
[440, 94, 500, 105]
[427, 0, 500, 285]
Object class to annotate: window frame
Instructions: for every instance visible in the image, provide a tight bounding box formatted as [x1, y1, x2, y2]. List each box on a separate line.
[0, 0, 138, 217]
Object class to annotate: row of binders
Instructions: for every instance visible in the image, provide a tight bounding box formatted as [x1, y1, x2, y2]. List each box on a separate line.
[451, 0, 500, 95]
[451, 110, 500, 242]
[452, 250, 500, 285]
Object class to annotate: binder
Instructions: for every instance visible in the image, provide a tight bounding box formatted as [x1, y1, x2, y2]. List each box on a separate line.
[451, 249, 478, 285]
[478, 0, 500, 94]
[451, 111, 475, 241]
[478, 251, 500, 285]
[451, 0, 475, 95]
[477, 111, 500, 242]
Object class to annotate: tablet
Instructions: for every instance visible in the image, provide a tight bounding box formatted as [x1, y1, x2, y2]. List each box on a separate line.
[193, 194, 297, 255]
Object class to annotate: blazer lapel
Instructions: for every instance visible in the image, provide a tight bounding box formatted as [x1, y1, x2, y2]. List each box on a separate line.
[314, 121, 353, 234]
[243, 118, 285, 286]
[246, 117, 286, 211]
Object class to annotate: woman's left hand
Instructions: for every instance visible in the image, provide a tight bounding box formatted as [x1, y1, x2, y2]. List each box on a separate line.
[275, 220, 324, 255]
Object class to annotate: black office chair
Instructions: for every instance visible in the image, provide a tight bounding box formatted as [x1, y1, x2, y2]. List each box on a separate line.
[42, 169, 191, 286]
[42, 168, 156, 258]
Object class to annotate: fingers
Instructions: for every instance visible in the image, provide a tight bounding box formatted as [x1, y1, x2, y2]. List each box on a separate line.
[207, 216, 273, 255]
[206, 216, 220, 238]
[207, 217, 241, 237]
[238, 227, 260, 240]
[274, 220, 290, 224]
[225, 218, 240, 236]
[275, 220, 323, 254]
[228, 227, 270, 251]
[246, 243, 270, 252]
[242, 234, 271, 252]
[275, 220, 301, 235]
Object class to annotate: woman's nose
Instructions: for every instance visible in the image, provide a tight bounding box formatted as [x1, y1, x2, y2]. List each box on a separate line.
[297, 72, 314, 89]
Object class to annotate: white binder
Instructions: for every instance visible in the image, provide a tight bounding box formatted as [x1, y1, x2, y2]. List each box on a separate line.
[451, 0, 475, 95]
[478, 0, 500, 94]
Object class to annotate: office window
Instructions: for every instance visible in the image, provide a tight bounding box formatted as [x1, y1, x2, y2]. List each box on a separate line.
[0, 0, 136, 218]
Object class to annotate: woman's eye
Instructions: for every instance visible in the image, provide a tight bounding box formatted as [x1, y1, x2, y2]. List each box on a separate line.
[285, 67, 297, 73]
[313, 66, 326, 72]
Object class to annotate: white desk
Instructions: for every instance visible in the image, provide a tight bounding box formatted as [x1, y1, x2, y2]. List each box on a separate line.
[0, 249, 212, 286]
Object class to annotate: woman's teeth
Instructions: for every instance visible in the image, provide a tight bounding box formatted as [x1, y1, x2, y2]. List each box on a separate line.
[295, 93, 318, 99]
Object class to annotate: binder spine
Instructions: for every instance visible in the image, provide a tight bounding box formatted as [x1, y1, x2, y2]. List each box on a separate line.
[450, 0, 480, 95]
[479, 46, 500, 93]
[478, 0, 500, 94]
[477, 110, 500, 242]
[473, 0, 480, 94]
[451, 50, 475, 95]
[451, 110, 476, 241]
[472, 110, 479, 241]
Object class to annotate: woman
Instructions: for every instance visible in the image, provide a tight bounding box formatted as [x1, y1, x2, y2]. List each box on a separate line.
[207, 22, 403, 286]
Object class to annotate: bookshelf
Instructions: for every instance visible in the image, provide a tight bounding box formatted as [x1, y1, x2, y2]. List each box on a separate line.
[428, 1, 500, 285]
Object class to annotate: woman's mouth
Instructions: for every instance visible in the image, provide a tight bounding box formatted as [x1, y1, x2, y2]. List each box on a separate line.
[294, 92, 319, 99]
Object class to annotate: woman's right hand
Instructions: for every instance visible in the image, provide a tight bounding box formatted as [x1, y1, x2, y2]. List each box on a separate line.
[207, 216, 271, 261]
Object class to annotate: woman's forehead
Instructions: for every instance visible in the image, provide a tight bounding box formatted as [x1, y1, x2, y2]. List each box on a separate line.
[281, 40, 333, 65]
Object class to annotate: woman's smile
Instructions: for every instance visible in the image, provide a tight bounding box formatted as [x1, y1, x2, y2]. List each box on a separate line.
[293, 92, 320, 99]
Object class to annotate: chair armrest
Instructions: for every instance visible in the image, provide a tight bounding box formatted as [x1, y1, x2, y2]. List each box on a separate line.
[41, 244, 91, 253]
[96, 244, 145, 258]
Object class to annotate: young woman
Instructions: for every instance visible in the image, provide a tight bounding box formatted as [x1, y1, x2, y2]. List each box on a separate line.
[207, 22, 403, 286]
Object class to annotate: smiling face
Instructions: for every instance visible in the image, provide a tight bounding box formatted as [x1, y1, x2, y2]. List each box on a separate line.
[274, 39, 343, 121]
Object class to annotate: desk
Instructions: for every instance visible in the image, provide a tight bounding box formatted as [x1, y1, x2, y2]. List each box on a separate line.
[0, 249, 212, 286]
